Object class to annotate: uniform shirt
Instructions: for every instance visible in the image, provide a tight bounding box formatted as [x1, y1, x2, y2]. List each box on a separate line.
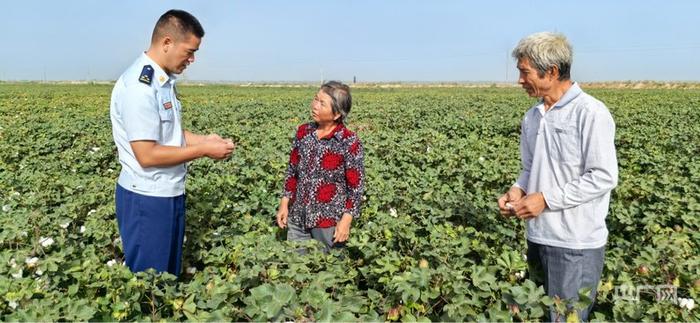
[515, 82, 618, 249]
[110, 53, 186, 197]
[283, 122, 365, 229]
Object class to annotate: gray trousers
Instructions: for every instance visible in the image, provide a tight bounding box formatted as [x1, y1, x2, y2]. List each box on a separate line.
[527, 240, 605, 322]
[287, 221, 345, 252]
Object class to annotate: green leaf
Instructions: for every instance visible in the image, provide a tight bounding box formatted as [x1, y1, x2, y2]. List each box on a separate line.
[315, 301, 335, 322]
[183, 294, 197, 318]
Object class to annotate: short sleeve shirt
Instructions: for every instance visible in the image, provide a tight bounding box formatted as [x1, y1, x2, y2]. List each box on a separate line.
[110, 53, 186, 197]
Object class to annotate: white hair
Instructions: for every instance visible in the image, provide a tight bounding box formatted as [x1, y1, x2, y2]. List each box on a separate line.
[512, 32, 573, 80]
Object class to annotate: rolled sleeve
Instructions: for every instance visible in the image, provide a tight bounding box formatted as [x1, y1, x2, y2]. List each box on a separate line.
[121, 85, 160, 142]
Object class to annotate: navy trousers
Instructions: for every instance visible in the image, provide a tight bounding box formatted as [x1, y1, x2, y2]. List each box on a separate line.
[115, 184, 185, 275]
[527, 240, 605, 322]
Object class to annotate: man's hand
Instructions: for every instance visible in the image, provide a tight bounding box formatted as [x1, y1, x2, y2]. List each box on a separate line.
[204, 133, 223, 142]
[203, 134, 235, 159]
[498, 187, 525, 216]
[511, 192, 547, 220]
[333, 213, 353, 243]
[185, 131, 234, 151]
[201, 139, 235, 160]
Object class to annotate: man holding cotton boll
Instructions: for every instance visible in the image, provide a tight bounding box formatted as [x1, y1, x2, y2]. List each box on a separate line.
[497, 32, 618, 321]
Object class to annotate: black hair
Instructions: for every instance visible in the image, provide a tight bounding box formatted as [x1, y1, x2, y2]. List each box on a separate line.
[151, 9, 204, 43]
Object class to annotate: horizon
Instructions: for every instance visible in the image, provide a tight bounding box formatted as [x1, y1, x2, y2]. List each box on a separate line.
[2, 0, 699, 83]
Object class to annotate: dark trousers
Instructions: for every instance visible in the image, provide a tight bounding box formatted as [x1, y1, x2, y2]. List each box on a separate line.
[115, 184, 185, 275]
[527, 240, 605, 322]
[286, 221, 345, 253]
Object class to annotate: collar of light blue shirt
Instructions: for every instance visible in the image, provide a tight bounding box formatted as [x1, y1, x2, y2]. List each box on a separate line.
[537, 82, 582, 115]
[140, 52, 176, 88]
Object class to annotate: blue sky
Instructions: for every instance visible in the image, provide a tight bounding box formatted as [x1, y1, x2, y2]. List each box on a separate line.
[2, 1, 699, 82]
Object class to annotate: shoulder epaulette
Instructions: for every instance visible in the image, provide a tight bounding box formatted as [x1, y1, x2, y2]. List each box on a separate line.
[139, 65, 154, 85]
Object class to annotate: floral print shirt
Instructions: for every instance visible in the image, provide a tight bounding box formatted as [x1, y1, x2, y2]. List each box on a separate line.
[283, 122, 365, 229]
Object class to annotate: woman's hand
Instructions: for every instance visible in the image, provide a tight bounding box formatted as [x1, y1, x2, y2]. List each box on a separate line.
[276, 198, 289, 228]
[333, 213, 353, 243]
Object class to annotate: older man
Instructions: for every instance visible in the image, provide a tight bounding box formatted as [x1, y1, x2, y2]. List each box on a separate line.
[498, 32, 618, 321]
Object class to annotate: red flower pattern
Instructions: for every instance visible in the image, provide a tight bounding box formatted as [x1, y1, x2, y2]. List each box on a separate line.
[350, 140, 360, 155]
[316, 217, 337, 228]
[290, 148, 300, 165]
[285, 176, 297, 193]
[345, 168, 361, 188]
[320, 152, 344, 170]
[296, 124, 310, 140]
[317, 183, 337, 203]
[283, 122, 364, 229]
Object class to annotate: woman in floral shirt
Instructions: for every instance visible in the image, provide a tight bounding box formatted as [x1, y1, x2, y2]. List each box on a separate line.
[276, 81, 365, 251]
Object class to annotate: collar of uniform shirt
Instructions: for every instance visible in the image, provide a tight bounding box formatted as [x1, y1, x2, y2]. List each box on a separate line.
[141, 52, 175, 88]
[536, 82, 583, 115]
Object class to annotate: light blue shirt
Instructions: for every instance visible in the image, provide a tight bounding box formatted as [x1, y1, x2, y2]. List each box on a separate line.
[110, 53, 186, 197]
[515, 82, 618, 249]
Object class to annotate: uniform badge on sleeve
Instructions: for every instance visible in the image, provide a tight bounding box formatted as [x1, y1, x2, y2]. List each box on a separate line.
[139, 65, 154, 85]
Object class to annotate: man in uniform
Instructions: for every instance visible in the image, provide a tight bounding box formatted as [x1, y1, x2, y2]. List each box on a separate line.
[110, 9, 235, 275]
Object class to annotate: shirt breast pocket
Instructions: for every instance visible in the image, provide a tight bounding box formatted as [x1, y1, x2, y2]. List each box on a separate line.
[158, 106, 174, 122]
[548, 124, 580, 163]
